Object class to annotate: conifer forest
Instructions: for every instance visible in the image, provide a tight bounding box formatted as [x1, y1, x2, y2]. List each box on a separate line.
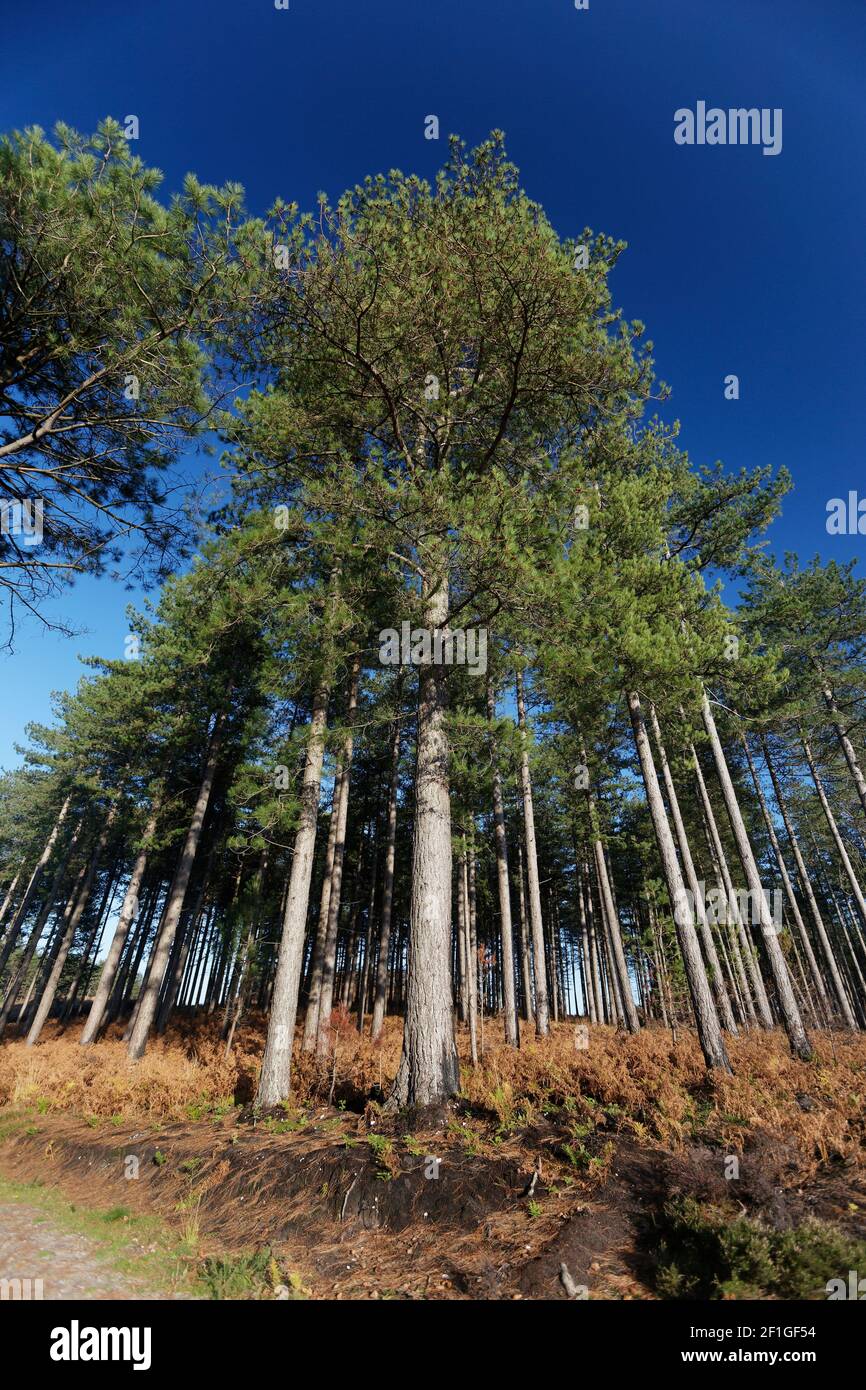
[1, 0, 865, 1340]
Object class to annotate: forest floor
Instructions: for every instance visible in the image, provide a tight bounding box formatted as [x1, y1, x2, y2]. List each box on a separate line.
[1, 1016, 865, 1300]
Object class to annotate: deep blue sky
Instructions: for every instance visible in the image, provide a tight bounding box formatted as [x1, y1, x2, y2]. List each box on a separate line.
[2, 0, 865, 766]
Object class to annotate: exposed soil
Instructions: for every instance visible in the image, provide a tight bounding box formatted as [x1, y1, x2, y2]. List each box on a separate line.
[518, 1134, 866, 1300]
[1, 1021, 863, 1298]
[2, 1104, 864, 1300]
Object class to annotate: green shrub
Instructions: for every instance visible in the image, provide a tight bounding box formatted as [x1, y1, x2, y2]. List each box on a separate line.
[653, 1197, 866, 1300]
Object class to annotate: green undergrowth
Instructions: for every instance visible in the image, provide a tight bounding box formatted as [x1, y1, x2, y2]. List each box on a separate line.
[652, 1196, 866, 1299]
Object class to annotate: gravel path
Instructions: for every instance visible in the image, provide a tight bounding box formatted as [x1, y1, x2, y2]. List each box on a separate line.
[0, 1202, 169, 1300]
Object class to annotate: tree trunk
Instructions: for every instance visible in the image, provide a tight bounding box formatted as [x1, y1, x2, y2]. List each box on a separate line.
[487, 679, 518, 1046]
[628, 691, 731, 1071]
[0, 794, 72, 977]
[187, 900, 216, 1010]
[700, 694, 812, 1060]
[575, 856, 597, 1022]
[0, 818, 85, 1035]
[26, 807, 117, 1045]
[224, 907, 255, 1056]
[819, 675, 866, 819]
[649, 705, 737, 1033]
[371, 711, 401, 1042]
[389, 561, 460, 1109]
[690, 737, 771, 1027]
[80, 808, 158, 1045]
[763, 735, 856, 1026]
[742, 736, 836, 1026]
[584, 762, 640, 1032]
[302, 759, 344, 1049]
[516, 841, 533, 1026]
[127, 716, 225, 1061]
[0, 864, 23, 935]
[461, 845, 479, 1064]
[802, 733, 866, 932]
[256, 680, 330, 1106]
[112, 891, 156, 1025]
[316, 652, 361, 1055]
[356, 831, 379, 1031]
[515, 669, 549, 1036]
[800, 733, 866, 1028]
[592, 838, 637, 1029]
[61, 868, 119, 1021]
[583, 854, 605, 1023]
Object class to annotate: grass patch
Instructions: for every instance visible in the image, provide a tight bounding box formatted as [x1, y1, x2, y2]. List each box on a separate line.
[0, 1174, 197, 1296]
[366, 1133, 398, 1179]
[197, 1249, 309, 1300]
[0, 1176, 309, 1300]
[263, 1110, 308, 1136]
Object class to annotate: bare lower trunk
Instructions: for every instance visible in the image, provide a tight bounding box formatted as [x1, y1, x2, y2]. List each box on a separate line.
[461, 846, 478, 1065]
[516, 841, 533, 1026]
[701, 693, 811, 1060]
[698, 809, 754, 1027]
[593, 839, 638, 1029]
[187, 901, 216, 1010]
[649, 706, 736, 1034]
[127, 716, 224, 1062]
[112, 896, 155, 1026]
[575, 857, 597, 1022]
[803, 733, 866, 932]
[0, 794, 72, 977]
[0, 819, 85, 1036]
[487, 679, 518, 1046]
[763, 736, 855, 1026]
[302, 761, 344, 1050]
[690, 736, 771, 1027]
[583, 753, 639, 1032]
[628, 691, 731, 1071]
[224, 921, 254, 1056]
[61, 870, 119, 1021]
[256, 681, 330, 1107]
[389, 564, 460, 1109]
[157, 832, 218, 1036]
[316, 653, 361, 1055]
[516, 670, 549, 1036]
[0, 864, 23, 935]
[742, 737, 837, 1026]
[583, 855, 605, 1022]
[80, 808, 158, 1045]
[371, 713, 401, 1043]
[597, 874, 626, 1026]
[356, 834, 378, 1030]
[26, 806, 118, 1045]
[820, 677, 866, 819]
